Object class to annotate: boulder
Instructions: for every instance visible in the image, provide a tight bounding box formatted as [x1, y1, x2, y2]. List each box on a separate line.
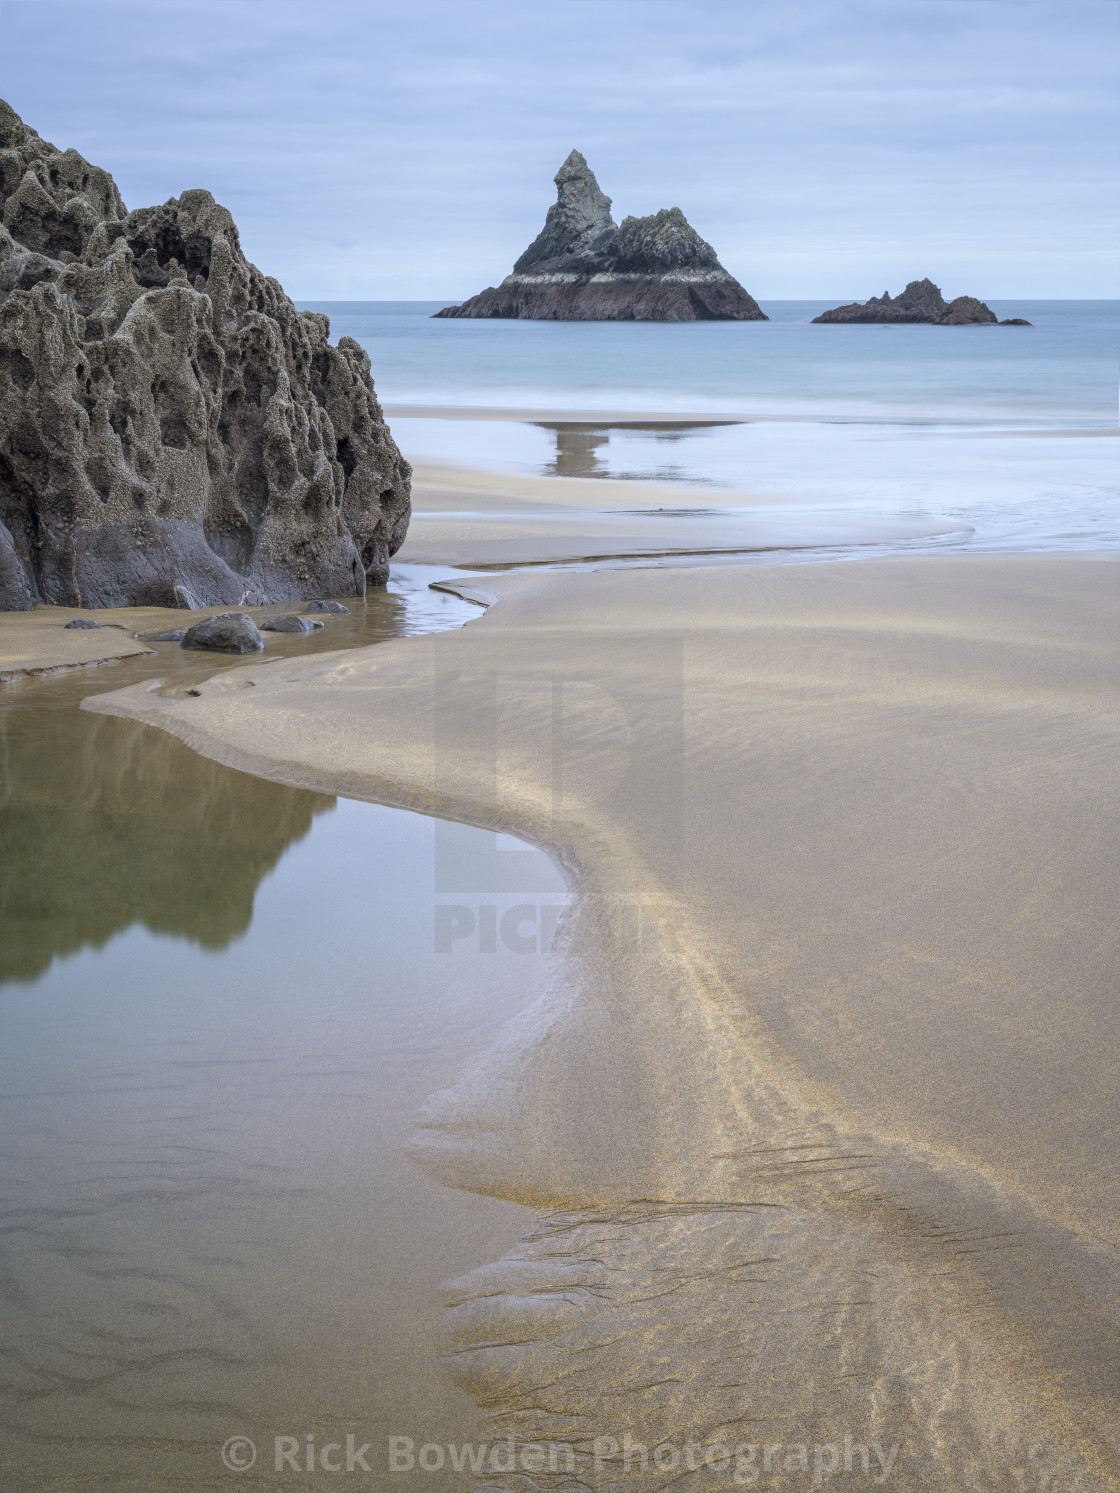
[436, 151, 766, 322]
[64, 616, 103, 629]
[306, 598, 349, 613]
[181, 611, 263, 653]
[261, 613, 316, 632]
[0, 100, 411, 611]
[812, 279, 1007, 325]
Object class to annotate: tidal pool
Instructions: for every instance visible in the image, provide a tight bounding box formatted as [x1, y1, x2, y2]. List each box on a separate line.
[0, 588, 567, 1490]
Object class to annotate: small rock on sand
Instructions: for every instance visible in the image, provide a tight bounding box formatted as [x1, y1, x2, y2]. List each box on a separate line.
[65, 617, 103, 629]
[306, 600, 349, 614]
[150, 629, 187, 642]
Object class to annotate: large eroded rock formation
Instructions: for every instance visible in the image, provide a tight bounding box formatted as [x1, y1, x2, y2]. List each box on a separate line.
[436, 151, 766, 322]
[0, 101, 410, 611]
[813, 278, 1028, 326]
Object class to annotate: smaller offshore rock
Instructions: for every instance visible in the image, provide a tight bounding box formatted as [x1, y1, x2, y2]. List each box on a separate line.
[812, 279, 1026, 325]
[65, 617, 103, 629]
[306, 599, 349, 613]
[181, 611, 263, 653]
[436, 151, 765, 322]
[149, 629, 186, 642]
[261, 613, 315, 632]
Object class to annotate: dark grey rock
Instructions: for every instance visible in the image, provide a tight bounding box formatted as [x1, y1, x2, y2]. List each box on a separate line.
[813, 279, 1001, 325]
[1000, 318, 1033, 326]
[0, 517, 32, 608]
[65, 616, 103, 629]
[0, 99, 411, 611]
[436, 151, 766, 322]
[149, 629, 186, 642]
[181, 611, 263, 653]
[261, 613, 315, 632]
[306, 598, 350, 613]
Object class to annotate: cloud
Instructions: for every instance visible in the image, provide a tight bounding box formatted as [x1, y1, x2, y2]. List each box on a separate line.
[2, 0, 1116, 296]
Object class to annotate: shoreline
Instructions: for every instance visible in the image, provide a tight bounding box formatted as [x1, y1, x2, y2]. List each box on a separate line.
[398, 459, 971, 568]
[80, 550, 1120, 1483]
[387, 403, 1119, 433]
[0, 609, 156, 682]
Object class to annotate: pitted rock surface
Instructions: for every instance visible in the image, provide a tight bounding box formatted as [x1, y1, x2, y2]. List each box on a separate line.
[436, 151, 766, 322]
[0, 101, 410, 611]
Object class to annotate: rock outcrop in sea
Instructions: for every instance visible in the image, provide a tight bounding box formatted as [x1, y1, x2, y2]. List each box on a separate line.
[435, 151, 766, 322]
[812, 279, 1030, 326]
[0, 101, 410, 611]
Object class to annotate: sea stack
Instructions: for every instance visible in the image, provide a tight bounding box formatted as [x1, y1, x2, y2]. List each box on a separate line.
[436, 150, 766, 322]
[0, 100, 410, 611]
[813, 279, 1030, 326]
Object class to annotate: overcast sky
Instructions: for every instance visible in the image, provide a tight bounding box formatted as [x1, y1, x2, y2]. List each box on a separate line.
[2, 0, 1117, 299]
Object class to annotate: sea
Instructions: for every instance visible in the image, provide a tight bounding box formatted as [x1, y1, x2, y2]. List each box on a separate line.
[304, 299, 1120, 555]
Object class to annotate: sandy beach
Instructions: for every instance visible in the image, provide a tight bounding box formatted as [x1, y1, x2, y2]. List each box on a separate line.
[81, 548, 1120, 1487]
[0, 609, 157, 681]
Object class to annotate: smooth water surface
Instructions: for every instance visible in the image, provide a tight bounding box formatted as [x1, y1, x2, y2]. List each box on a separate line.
[303, 300, 1120, 423]
[0, 602, 568, 1490]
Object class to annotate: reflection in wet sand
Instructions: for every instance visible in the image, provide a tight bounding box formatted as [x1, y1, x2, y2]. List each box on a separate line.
[535, 421, 724, 484]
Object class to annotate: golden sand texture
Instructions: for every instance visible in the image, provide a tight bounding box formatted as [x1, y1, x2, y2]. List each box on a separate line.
[401, 460, 965, 567]
[84, 554, 1120, 1487]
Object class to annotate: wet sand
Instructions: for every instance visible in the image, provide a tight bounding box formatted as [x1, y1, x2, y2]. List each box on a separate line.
[402, 460, 966, 568]
[387, 404, 1120, 435]
[0, 582, 472, 682]
[0, 608, 157, 679]
[84, 551, 1120, 1488]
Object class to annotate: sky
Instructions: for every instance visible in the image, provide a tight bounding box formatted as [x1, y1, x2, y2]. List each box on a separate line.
[1, 0, 1117, 300]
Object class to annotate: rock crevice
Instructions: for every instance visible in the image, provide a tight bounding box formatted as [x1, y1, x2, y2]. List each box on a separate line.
[436, 151, 766, 322]
[0, 101, 410, 611]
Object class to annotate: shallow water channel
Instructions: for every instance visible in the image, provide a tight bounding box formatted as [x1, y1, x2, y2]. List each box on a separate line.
[0, 580, 568, 1489]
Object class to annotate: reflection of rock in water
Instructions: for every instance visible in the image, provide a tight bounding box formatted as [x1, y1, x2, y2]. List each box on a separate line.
[536, 422, 726, 483]
[538, 425, 611, 479]
[0, 706, 333, 982]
